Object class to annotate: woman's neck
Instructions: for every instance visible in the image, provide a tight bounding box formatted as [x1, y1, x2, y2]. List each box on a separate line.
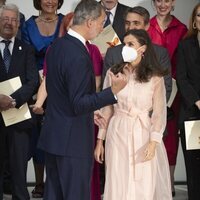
[156, 14, 172, 31]
[38, 13, 58, 23]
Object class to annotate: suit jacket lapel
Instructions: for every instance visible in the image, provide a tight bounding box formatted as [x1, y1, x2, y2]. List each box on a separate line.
[0, 52, 7, 81]
[8, 38, 22, 74]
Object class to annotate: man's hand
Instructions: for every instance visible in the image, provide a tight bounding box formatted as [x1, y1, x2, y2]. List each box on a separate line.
[109, 71, 127, 95]
[94, 110, 107, 129]
[0, 94, 16, 111]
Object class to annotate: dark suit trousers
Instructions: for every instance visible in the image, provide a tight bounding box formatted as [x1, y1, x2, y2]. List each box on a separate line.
[180, 127, 200, 200]
[0, 127, 30, 200]
[44, 152, 93, 200]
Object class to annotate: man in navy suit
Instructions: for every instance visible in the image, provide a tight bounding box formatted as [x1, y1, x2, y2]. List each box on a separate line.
[101, 0, 130, 41]
[0, 4, 39, 199]
[38, 0, 127, 199]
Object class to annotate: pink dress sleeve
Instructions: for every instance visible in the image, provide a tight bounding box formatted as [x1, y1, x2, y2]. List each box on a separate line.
[150, 77, 167, 143]
[97, 71, 114, 140]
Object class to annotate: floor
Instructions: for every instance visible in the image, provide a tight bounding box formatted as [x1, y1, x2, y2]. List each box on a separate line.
[173, 185, 188, 200]
[3, 185, 188, 200]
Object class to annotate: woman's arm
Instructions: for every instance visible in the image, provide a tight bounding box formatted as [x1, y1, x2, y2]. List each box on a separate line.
[30, 77, 47, 114]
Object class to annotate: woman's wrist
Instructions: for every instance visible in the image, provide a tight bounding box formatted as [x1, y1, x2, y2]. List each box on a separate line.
[97, 139, 104, 144]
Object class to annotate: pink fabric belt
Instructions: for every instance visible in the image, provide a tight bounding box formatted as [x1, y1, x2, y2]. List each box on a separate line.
[113, 109, 150, 180]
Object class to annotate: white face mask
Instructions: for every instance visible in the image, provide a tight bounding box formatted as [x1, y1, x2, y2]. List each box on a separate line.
[122, 45, 138, 63]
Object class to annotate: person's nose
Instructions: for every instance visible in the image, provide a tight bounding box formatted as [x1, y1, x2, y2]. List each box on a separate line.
[160, 0, 165, 7]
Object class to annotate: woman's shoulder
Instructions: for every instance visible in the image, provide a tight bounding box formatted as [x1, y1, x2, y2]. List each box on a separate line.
[25, 16, 37, 25]
[171, 16, 187, 29]
[179, 35, 198, 48]
[151, 76, 164, 85]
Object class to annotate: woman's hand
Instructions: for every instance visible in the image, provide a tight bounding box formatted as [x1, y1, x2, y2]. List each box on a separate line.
[30, 104, 44, 115]
[94, 139, 104, 164]
[144, 141, 158, 161]
[195, 100, 200, 110]
[94, 110, 107, 129]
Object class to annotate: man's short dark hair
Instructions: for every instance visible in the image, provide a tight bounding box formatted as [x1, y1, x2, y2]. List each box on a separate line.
[125, 6, 150, 25]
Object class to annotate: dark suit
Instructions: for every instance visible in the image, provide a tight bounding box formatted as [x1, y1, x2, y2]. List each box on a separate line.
[103, 43, 172, 101]
[38, 33, 117, 200]
[176, 36, 200, 200]
[112, 3, 130, 41]
[100, 2, 130, 41]
[0, 38, 39, 199]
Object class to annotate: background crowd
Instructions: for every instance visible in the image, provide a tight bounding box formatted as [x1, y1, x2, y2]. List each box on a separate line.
[0, 0, 200, 200]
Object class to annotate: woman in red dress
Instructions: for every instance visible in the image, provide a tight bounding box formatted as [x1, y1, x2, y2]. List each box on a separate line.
[148, 0, 187, 197]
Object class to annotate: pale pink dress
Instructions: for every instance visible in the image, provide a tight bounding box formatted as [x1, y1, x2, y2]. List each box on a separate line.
[98, 71, 172, 200]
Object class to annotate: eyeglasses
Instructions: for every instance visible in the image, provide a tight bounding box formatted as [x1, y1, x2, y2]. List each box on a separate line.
[0, 17, 19, 25]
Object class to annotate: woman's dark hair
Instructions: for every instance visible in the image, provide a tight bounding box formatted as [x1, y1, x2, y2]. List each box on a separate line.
[33, 0, 63, 10]
[123, 29, 168, 82]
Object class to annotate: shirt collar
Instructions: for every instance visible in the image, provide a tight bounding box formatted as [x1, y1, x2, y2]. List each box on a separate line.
[68, 28, 86, 46]
[101, 2, 118, 17]
[0, 36, 15, 44]
[108, 3, 118, 17]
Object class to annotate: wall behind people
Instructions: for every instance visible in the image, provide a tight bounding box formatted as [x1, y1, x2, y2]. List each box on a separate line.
[6, 0, 199, 183]
[7, 0, 199, 26]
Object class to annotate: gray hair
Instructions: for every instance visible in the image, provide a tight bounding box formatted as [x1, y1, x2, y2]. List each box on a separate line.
[0, 3, 20, 21]
[73, 0, 104, 25]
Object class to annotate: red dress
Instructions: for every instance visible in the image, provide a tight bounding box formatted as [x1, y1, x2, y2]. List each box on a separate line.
[148, 16, 187, 165]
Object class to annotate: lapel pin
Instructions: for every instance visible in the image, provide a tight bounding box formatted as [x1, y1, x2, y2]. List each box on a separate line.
[19, 46, 22, 50]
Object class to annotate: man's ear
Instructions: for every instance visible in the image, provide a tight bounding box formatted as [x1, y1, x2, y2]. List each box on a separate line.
[144, 22, 150, 31]
[86, 18, 93, 28]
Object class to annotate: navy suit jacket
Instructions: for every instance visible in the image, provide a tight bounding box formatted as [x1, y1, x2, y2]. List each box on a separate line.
[38, 34, 117, 158]
[0, 38, 39, 129]
[112, 3, 130, 41]
[100, 1, 130, 41]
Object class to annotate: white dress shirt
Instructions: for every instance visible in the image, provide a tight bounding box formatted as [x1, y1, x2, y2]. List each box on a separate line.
[0, 36, 15, 57]
[68, 28, 86, 46]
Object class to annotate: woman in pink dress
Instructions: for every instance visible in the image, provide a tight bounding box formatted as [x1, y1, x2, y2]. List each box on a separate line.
[32, 12, 102, 200]
[148, 0, 187, 196]
[94, 29, 172, 200]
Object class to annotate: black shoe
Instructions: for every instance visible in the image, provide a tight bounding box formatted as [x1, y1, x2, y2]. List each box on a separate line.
[172, 191, 175, 197]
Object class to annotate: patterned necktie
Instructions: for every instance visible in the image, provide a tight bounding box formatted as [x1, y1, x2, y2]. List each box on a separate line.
[104, 11, 111, 28]
[2, 40, 11, 73]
